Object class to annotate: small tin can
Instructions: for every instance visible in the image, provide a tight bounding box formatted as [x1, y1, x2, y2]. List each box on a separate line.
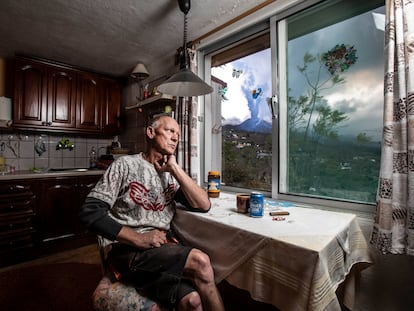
[249, 192, 264, 217]
[207, 171, 220, 198]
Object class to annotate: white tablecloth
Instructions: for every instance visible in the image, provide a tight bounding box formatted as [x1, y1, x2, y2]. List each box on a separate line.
[172, 192, 373, 311]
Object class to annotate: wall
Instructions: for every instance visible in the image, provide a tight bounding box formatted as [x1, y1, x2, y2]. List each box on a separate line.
[0, 57, 14, 98]
[0, 57, 127, 172]
[0, 60, 170, 172]
[118, 83, 148, 154]
[0, 130, 112, 172]
[119, 83, 177, 155]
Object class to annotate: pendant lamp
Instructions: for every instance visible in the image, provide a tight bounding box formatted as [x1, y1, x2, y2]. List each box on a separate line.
[157, 0, 213, 97]
[130, 63, 149, 80]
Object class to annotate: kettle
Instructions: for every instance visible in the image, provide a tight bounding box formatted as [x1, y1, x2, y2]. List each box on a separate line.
[111, 136, 121, 150]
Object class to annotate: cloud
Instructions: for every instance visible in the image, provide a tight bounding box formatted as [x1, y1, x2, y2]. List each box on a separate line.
[213, 49, 271, 125]
[212, 5, 385, 136]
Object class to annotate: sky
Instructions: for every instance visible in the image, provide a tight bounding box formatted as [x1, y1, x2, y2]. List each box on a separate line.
[211, 6, 385, 142]
[212, 49, 272, 125]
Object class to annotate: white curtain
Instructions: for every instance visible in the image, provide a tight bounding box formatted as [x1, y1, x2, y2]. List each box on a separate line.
[175, 46, 201, 183]
[371, 0, 414, 255]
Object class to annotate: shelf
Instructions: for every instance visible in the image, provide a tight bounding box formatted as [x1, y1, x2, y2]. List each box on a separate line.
[125, 94, 175, 110]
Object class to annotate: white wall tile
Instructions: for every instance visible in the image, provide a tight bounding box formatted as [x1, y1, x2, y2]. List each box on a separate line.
[62, 157, 75, 168]
[20, 140, 34, 157]
[49, 156, 62, 169]
[34, 157, 49, 169]
[18, 158, 35, 170]
[75, 141, 87, 158]
[75, 157, 88, 168]
[0, 130, 116, 171]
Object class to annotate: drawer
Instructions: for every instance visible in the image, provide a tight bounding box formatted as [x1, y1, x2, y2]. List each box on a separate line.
[0, 231, 36, 252]
[0, 182, 33, 195]
[0, 197, 36, 214]
[0, 214, 36, 236]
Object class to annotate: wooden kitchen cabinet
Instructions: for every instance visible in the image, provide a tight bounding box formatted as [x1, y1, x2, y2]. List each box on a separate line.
[0, 180, 38, 267]
[47, 65, 78, 129]
[13, 58, 48, 127]
[75, 72, 104, 133]
[37, 175, 101, 250]
[13, 57, 78, 130]
[102, 78, 123, 134]
[13, 56, 123, 135]
[0, 174, 101, 267]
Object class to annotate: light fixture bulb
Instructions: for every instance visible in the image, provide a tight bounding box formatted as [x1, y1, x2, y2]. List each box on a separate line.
[158, 0, 212, 97]
[131, 63, 149, 80]
[158, 68, 213, 96]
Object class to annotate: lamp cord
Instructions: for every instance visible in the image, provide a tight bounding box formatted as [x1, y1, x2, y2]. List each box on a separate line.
[183, 13, 188, 70]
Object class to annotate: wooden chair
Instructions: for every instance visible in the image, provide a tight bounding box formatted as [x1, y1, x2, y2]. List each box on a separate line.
[92, 236, 164, 311]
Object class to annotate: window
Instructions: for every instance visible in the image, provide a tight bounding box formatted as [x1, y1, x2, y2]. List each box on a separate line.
[204, 0, 384, 208]
[211, 34, 272, 192]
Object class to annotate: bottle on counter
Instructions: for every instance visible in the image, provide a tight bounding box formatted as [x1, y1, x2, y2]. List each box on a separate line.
[207, 171, 220, 198]
[89, 146, 97, 169]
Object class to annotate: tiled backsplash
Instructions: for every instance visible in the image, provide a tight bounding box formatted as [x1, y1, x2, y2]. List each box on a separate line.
[0, 131, 112, 171]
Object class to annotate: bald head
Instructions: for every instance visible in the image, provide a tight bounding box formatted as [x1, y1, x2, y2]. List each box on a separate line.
[146, 116, 180, 155]
[148, 115, 177, 130]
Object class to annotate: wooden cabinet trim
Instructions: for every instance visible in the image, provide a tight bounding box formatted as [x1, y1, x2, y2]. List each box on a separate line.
[13, 56, 123, 135]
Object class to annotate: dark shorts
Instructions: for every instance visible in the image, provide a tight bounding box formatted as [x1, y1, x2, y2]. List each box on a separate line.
[107, 242, 195, 307]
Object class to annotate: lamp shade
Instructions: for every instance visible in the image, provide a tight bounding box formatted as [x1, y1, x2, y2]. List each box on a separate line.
[131, 63, 149, 79]
[158, 68, 213, 97]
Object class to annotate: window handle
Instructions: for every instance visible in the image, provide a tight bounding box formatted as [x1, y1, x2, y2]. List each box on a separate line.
[269, 95, 278, 119]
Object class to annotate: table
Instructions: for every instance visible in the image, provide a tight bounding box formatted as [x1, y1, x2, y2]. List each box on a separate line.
[172, 192, 373, 311]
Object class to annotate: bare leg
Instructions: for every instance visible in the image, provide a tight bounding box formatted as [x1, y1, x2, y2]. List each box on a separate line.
[182, 249, 225, 311]
[178, 291, 203, 310]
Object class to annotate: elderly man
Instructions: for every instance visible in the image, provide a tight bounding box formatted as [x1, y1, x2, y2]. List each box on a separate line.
[79, 115, 224, 311]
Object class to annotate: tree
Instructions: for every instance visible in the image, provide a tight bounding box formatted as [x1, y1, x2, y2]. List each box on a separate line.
[288, 44, 357, 193]
[294, 44, 357, 142]
[356, 132, 372, 145]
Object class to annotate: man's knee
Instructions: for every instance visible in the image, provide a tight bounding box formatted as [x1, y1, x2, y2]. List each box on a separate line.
[179, 291, 202, 310]
[188, 249, 212, 269]
[186, 249, 214, 281]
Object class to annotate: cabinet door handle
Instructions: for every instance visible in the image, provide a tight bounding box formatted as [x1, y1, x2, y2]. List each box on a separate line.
[47, 121, 52, 126]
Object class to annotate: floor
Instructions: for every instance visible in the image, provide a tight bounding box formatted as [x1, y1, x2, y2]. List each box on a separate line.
[0, 244, 102, 273]
[353, 218, 414, 311]
[2, 224, 414, 311]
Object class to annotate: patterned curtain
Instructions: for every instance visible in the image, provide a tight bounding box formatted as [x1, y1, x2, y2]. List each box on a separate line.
[175, 46, 201, 184]
[371, 0, 414, 255]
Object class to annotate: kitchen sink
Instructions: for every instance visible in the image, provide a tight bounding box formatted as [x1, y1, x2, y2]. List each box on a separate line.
[48, 167, 91, 172]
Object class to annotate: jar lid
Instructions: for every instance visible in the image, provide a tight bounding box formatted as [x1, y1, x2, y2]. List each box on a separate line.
[208, 171, 220, 175]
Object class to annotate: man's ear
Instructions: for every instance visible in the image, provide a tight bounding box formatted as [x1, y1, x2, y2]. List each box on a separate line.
[147, 126, 155, 139]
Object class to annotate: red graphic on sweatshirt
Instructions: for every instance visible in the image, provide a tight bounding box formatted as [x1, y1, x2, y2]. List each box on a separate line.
[129, 181, 175, 211]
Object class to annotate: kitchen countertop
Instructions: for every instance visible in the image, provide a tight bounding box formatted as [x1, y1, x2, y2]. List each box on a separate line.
[0, 169, 106, 180]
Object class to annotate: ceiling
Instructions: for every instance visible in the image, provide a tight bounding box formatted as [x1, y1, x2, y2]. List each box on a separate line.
[0, 0, 268, 81]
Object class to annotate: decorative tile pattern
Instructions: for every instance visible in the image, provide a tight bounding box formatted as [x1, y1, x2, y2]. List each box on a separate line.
[0, 130, 112, 171]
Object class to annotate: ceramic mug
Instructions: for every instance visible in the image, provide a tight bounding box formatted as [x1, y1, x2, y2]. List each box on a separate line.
[236, 193, 250, 213]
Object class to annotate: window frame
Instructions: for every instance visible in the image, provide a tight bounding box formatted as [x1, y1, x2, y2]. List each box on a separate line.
[200, 0, 382, 215]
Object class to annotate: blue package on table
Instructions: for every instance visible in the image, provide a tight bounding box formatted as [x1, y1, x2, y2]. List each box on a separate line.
[250, 192, 264, 217]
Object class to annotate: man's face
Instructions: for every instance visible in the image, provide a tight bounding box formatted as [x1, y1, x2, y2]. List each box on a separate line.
[150, 117, 180, 155]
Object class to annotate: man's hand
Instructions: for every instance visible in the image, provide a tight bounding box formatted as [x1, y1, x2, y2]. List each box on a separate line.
[117, 227, 168, 249]
[154, 154, 178, 173]
[153, 153, 210, 212]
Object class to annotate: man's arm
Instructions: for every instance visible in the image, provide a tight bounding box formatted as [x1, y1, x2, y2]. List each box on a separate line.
[79, 197, 168, 249]
[156, 155, 210, 211]
[79, 197, 122, 240]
